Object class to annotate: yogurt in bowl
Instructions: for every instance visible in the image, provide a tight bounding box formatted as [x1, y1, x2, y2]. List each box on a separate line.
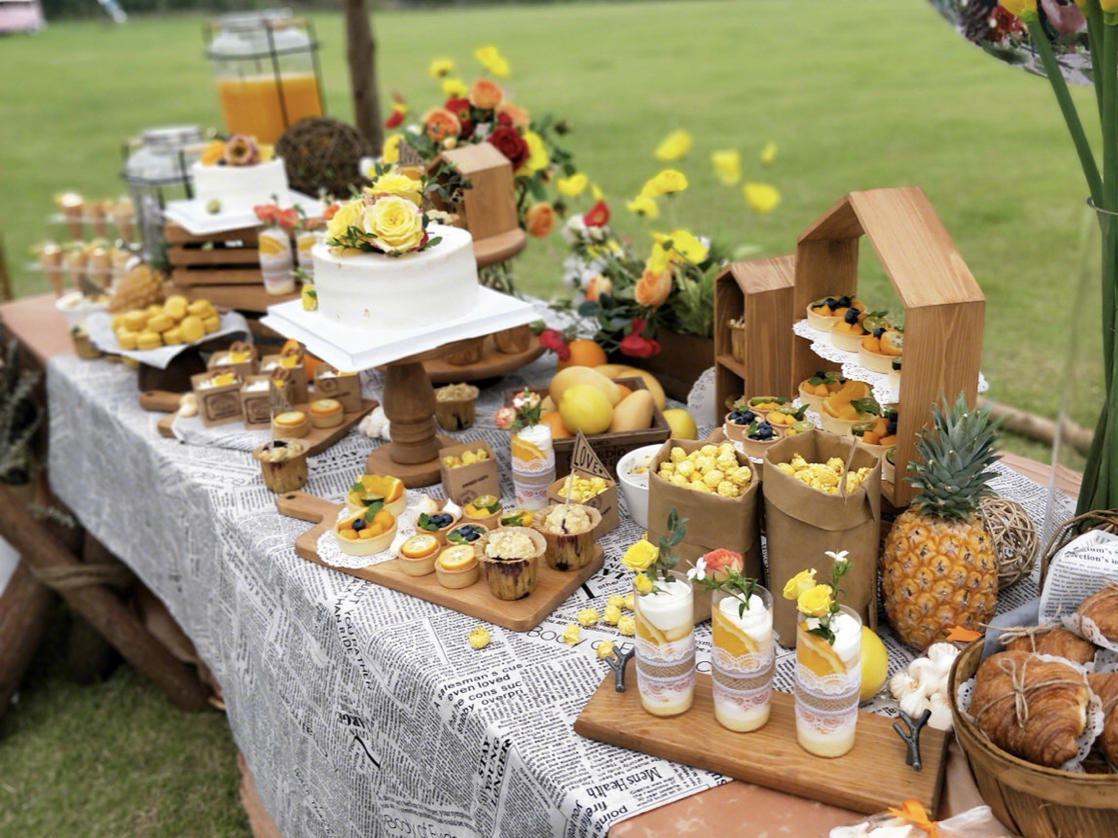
[615, 443, 662, 529]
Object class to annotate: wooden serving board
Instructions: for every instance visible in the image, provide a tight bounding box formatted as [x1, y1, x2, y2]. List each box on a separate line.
[276, 491, 605, 632]
[422, 335, 545, 383]
[574, 659, 949, 817]
[140, 392, 377, 457]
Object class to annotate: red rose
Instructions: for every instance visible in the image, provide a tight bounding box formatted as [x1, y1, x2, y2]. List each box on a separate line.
[486, 126, 529, 170]
[619, 333, 660, 359]
[384, 110, 404, 129]
[444, 97, 472, 137]
[583, 200, 610, 227]
[538, 328, 570, 361]
[497, 111, 513, 128]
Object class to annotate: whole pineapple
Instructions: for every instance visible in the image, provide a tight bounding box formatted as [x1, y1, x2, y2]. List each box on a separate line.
[881, 393, 999, 651]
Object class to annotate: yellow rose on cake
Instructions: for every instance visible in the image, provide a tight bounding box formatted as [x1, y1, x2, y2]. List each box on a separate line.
[362, 196, 426, 254]
[365, 170, 423, 206]
[325, 199, 365, 243]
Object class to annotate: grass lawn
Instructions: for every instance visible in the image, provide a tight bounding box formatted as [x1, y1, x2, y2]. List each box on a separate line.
[0, 0, 1100, 831]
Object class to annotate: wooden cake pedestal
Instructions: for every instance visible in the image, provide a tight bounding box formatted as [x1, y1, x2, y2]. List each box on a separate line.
[365, 337, 484, 487]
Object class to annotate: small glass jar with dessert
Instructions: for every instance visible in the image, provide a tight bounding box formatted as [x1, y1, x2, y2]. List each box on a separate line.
[479, 526, 545, 600]
[633, 569, 695, 717]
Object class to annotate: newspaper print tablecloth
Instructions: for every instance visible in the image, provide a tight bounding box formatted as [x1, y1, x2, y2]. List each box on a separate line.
[46, 353, 1074, 838]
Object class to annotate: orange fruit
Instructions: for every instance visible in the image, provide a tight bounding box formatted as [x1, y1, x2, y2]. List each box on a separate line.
[556, 339, 607, 371]
[539, 411, 572, 439]
[796, 626, 847, 677]
[510, 435, 546, 462]
[614, 383, 633, 401]
[356, 474, 405, 504]
[258, 234, 288, 256]
[712, 607, 760, 657]
[372, 508, 395, 529]
[635, 609, 669, 645]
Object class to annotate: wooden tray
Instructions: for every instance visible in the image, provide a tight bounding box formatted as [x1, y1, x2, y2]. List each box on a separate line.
[574, 659, 949, 817]
[139, 391, 377, 457]
[276, 491, 605, 632]
[422, 335, 544, 383]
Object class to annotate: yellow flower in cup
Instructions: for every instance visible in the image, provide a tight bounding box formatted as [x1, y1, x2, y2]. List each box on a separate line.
[622, 539, 659, 572]
[557, 173, 588, 197]
[654, 128, 693, 161]
[744, 182, 781, 214]
[797, 584, 834, 619]
[362, 196, 425, 254]
[325, 199, 364, 243]
[710, 149, 741, 186]
[365, 170, 423, 206]
[782, 568, 817, 600]
[633, 573, 653, 595]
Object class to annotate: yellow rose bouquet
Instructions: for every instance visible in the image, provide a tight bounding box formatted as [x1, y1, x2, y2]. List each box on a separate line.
[621, 508, 686, 593]
[781, 549, 852, 646]
[324, 163, 444, 257]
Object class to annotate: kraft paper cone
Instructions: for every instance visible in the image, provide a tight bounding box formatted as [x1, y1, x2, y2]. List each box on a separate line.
[89, 201, 108, 238]
[58, 192, 84, 239]
[647, 438, 762, 623]
[761, 430, 881, 646]
[39, 245, 63, 296]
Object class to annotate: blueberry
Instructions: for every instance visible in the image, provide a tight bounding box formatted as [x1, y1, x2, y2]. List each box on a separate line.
[837, 295, 852, 307]
[432, 513, 452, 527]
[352, 518, 366, 531]
[887, 420, 898, 435]
[873, 327, 885, 338]
[825, 297, 838, 309]
[844, 308, 860, 325]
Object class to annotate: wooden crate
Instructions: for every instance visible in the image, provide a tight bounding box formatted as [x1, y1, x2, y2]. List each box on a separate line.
[712, 254, 795, 414]
[789, 187, 985, 508]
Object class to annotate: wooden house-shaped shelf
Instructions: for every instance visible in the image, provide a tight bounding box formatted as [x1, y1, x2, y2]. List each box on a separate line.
[712, 255, 795, 413]
[791, 186, 985, 507]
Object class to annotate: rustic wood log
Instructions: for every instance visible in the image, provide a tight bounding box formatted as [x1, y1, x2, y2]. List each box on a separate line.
[344, 0, 384, 154]
[978, 397, 1094, 456]
[64, 532, 129, 684]
[0, 558, 53, 717]
[0, 484, 210, 710]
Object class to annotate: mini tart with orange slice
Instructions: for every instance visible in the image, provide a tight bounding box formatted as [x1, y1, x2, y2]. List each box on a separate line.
[818, 380, 877, 436]
[272, 410, 309, 438]
[435, 544, 479, 589]
[858, 327, 903, 374]
[334, 503, 397, 557]
[745, 395, 789, 417]
[462, 494, 501, 529]
[852, 406, 898, 456]
[498, 508, 534, 528]
[766, 403, 808, 431]
[396, 533, 440, 577]
[346, 474, 406, 516]
[806, 295, 865, 331]
[831, 310, 888, 353]
[309, 398, 344, 428]
[797, 370, 847, 409]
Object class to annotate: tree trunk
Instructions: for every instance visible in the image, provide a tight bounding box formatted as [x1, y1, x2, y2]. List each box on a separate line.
[345, 0, 384, 155]
[0, 558, 53, 717]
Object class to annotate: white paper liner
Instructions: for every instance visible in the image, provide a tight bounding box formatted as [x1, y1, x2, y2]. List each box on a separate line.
[1062, 611, 1118, 655]
[1095, 648, 1118, 674]
[86, 310, 251, 369]
[312, 494, 462, 572]
[792, 319, 988, 404]
[956, 652, 1105, 772]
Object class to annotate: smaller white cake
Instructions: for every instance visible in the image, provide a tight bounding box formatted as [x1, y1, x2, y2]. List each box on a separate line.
[190, 158, 289, 215]
[312, 224, 479, 330]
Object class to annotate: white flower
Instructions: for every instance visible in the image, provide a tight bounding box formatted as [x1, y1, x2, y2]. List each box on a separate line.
[823, 549, 849, 564]
[685, 556, 708, 582]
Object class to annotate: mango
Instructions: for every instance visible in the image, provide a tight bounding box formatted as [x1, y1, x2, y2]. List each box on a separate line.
[610, 390, 654, 432]
[661, 408, 698, 440]
[550, 366, 621, 408]
[559, 385, 613, 435]
[593, 364, 666, 410]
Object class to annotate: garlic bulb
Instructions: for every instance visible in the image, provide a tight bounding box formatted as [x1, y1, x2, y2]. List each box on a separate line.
[889, 671, 919, 701]
[889, 642, 961, 732]
[359, 405, 390, 440]
[927, 692, 954, 731]
[899, 690, 928, 720]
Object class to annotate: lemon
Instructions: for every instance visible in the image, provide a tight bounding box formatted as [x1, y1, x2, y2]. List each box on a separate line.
[558, 384, 613, 434]
[661, 408, 697, 440]
[860, 626, 889, 703]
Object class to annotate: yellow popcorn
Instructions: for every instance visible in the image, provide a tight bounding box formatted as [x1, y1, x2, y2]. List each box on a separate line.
[730, 466, 752, 486]
[603, 604, 622, 625]
[577, 608, 599, 627]
[776, 455, 872, 496]
[442, 455, 461, 468]
[693, 482, 714, 493]
[694, 456, 714, 473]
[776, 462, 795, 476]
[702, 469, 724, 488]
[596, 641, 616, 660]
[659, 462, 675, 477]
[699, 444, 718, 456]
[676, 460, 695, 478]
[670, 474, 689, 487]
[607, 595, 625, 610]
[617, 615, 636, 636]
[557, 474, 610, 503]
[826, 457, 845, 474]
[468, 627, 490, 650]
[561, 624, 580, 645]
[475, 449, 489, 461]
[462, 450, 479, 465]
[670, 447, 686, 464]
[624, 593, 635, 611]
[717, 481, 737, 497]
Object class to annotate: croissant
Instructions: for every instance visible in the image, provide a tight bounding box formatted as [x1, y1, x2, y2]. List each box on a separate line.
[1088, 672, 1118, 766]
[1003, 628, 1095, 665]
[970, 650, 1089, 767]
[1078, 581, 1118, 641]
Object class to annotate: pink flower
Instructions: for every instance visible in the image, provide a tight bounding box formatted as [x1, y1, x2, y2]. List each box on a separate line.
[495, 407, 516, 430]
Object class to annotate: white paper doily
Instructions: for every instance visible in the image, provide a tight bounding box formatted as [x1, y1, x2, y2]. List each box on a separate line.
[792, 319, 989, 404]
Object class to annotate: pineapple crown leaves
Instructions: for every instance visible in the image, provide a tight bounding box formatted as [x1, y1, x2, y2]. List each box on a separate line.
[907, 392, 1001, 521]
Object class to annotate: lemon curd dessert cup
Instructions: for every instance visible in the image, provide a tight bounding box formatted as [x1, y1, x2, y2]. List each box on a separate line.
[633, 570, 695, 717]
[710, 586, 774, 732]
[794, 604, 862, 757]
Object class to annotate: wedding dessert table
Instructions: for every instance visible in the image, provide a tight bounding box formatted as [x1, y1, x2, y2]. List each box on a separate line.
[1, 293, 1080, 836]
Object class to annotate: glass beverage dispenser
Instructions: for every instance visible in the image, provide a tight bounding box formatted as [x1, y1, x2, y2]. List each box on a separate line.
[205, 10, 324, 145]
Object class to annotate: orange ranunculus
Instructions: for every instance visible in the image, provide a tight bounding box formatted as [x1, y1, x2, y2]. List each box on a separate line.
[423, 108, 461, 142]
[469, 78, 503, 110]
[497, 102, 530, 130]
[634, 266, 672, 308]
[585, 274, 612, 303]
[524, 203, 556, 238]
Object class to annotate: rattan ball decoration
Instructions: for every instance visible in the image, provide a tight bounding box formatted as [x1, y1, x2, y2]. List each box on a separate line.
[276, 117, 374, 200]
[978, 495, 1039, 587]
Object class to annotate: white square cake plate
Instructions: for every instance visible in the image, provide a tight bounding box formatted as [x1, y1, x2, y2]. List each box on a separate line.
[261, 287, 537, 371]
[163, 190, 325, 236]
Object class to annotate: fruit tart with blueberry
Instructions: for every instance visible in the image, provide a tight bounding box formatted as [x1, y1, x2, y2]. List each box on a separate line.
[831, 309, 889, 353]
[798, 370, 847, 409]
[806, 295, 865, 331]
[722, 405, 759, 443]
[739, 418, 782, 459]
[335, 502, 397, 557]
[859, 326, 903, 374]
[415, 508, 460, 547]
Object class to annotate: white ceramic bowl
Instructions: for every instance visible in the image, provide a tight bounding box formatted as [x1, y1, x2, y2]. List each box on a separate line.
[616, 443, 662, 529]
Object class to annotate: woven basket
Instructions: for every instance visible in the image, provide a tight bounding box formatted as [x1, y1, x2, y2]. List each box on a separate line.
[949, 640, 1118, 837]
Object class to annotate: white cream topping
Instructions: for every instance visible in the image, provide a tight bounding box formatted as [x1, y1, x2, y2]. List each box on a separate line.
[718, 593, 771, 646]
[639, 578, 693, 632]
[516, 424, 553, 456]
